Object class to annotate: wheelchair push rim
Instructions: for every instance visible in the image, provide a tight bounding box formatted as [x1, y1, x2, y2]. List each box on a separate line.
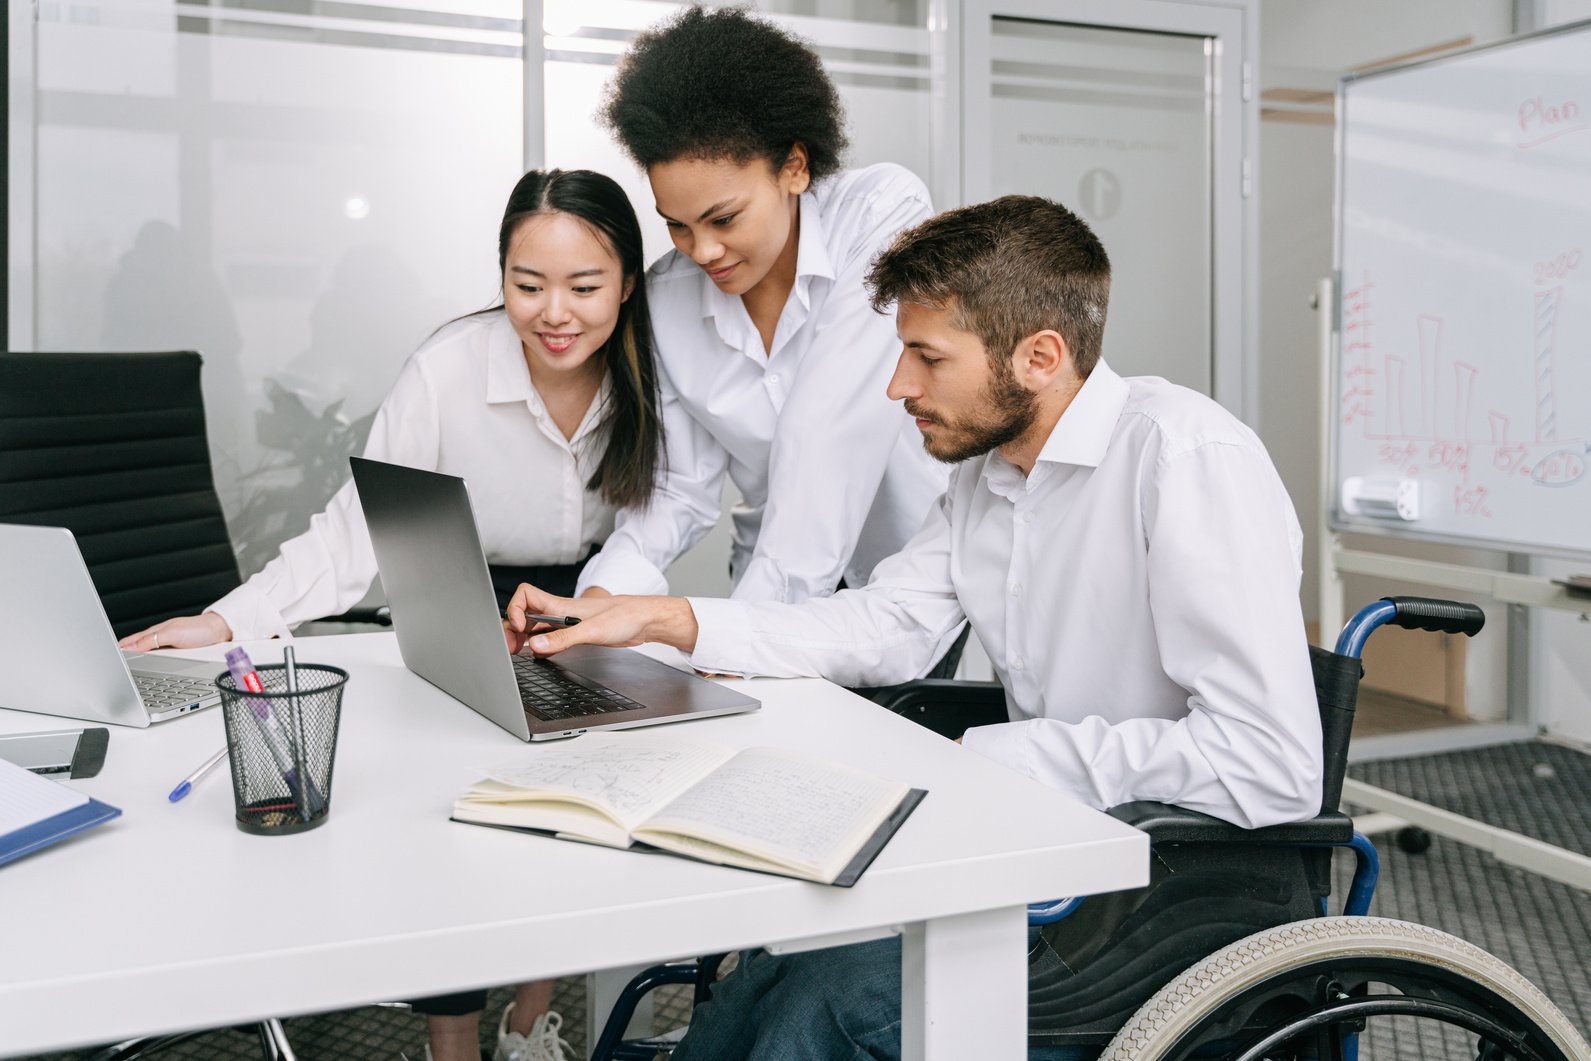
[1097, 916, 1589, 1061]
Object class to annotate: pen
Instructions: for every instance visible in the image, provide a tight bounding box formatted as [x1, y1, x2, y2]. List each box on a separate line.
[283, 645, 313, 817]
[523, 613, 581, 628]
[226, 647, 324, 820]
[167, 746, 228, 802]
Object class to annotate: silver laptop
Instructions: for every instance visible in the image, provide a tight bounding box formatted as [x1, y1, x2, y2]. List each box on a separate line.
[0, 524, 222, 726]
[350, 457, 760, 741]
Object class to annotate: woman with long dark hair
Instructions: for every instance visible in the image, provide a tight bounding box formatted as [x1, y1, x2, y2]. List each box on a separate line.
[121, 168, 663, 1061]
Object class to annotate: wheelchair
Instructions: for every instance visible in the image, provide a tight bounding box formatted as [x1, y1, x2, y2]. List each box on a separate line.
[593, 597, 1591, 1061]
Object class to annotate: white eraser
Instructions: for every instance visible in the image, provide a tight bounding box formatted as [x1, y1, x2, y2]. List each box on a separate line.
[1342, 476, 1420, 521]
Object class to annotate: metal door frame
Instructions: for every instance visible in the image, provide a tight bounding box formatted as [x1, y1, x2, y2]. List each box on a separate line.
[952, 0, 1258, 422]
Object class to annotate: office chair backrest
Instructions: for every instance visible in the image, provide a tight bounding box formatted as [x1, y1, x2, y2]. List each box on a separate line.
[1309, 645, 1362, 816]
[0, 351, 241, 638]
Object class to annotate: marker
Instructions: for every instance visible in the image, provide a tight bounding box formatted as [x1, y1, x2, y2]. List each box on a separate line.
[522, 613, 581, 628]
[225, 647, 324, 820]
[167, 746, 227, 802]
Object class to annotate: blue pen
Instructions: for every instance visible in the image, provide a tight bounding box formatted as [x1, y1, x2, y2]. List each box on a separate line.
[168, 746, 228, 802]
[225, 647, 325, 820]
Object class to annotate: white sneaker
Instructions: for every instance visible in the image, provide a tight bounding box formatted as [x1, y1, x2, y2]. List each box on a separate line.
[494, 1003, 573, 1061]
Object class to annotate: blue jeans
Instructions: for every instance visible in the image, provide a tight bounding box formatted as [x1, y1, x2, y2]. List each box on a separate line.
[670, 935, 1099, 1061]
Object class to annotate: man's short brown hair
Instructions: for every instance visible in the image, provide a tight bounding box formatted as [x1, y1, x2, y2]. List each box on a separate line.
[866, 195, 1111, 378]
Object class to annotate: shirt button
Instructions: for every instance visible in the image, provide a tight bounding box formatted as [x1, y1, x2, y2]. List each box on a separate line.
[768, 373, 780, 384]
[1011, 657, 1025, 671]
[1022, 512, 1035, 524]
[1010, 583, 1022, 597]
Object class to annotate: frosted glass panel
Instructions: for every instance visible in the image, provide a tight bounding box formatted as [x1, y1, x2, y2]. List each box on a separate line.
[990, 18, 1213, 393]
[34, 1, 524, 578]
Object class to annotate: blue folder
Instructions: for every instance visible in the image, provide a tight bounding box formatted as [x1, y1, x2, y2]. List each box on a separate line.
[0, 796, 122, 868]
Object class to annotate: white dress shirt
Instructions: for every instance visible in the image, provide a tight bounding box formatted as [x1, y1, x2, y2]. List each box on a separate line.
[576, 163, 949, 603]
[210, 311, 617, 640]
[688, 361, 1323, 829]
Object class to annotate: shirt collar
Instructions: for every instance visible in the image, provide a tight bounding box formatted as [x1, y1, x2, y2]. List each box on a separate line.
[699, 189, 836, 323]
[484, 312, 534, 405]
[981, 359, 1128, 494]
[484, 312, 615, 441]
[1033, 359, 1128, 469]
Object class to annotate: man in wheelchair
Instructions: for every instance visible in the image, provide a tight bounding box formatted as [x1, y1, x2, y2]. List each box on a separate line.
[507, 194, 1327, 1058]
[507, 199, 1587, 1060]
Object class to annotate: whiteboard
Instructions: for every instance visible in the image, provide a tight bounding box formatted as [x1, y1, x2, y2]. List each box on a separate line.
[1331, 21, 1591, 559]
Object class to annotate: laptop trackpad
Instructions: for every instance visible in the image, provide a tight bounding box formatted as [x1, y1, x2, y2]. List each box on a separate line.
[556, 646, 742, 709]
[121, 651, 220, 679]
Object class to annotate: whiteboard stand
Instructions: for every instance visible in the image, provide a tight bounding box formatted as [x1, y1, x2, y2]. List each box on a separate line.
[1317, 275, 1591, 893]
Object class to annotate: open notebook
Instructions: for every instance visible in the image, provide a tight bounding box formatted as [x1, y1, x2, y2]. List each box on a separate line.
[0, 757, 121, 868]
[452, 731, 925, 887]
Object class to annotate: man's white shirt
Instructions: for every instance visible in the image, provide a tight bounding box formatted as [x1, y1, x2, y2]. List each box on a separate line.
[211, 312, 616, 640]
[576, 163, 949, 603]
[689, 361, 1323, 829]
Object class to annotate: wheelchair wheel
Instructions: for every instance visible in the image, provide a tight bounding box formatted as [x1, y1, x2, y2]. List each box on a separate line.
[1097, 916, 1589, 1061]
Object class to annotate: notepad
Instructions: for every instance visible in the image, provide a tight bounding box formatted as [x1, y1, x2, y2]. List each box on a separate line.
[0, 757, 122, 867]
[452, 731, 925, 886]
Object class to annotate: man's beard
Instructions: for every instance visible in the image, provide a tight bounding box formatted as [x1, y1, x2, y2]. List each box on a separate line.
[905, 367, 1038, 465]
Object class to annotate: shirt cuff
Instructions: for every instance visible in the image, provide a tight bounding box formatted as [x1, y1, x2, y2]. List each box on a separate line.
[683, 597, 757, 677]
[577, 549, 670, 598]
[208, 583, 292, 642]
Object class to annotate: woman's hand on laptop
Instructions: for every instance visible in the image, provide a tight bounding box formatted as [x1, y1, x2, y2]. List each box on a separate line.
[118, 611, 233, 652]
[504, 583, 700, 657]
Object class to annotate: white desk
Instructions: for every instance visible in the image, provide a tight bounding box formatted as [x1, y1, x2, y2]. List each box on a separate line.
[0, 634, 1146, 1059]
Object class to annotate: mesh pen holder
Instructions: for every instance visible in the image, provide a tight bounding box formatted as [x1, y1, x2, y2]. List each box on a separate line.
[216, 663, 348, 835]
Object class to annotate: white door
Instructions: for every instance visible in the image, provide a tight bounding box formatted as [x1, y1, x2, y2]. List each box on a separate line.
[957, 0, 1254, 416]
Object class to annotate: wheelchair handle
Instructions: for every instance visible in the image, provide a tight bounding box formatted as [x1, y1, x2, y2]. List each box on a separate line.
[1382, 596, 1486, 637]
[1335, 597, 1486, 659]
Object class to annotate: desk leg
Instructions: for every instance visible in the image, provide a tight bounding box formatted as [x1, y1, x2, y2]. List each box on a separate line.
[587, 966, 654, 1043]
[900, 905, 1026, 1061]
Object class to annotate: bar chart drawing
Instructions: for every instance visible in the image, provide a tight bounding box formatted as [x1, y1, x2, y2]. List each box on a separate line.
[1533, 286, 1562, 443]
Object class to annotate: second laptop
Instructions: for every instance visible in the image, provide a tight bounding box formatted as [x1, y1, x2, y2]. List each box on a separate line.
[350, 457, 759, 741]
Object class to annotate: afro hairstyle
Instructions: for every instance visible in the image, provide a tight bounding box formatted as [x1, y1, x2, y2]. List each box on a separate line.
[601, 6, 849, 183]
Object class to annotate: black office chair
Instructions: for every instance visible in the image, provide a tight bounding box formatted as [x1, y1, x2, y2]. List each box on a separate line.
[594, 598, 1589, 1060]
[0, 351, 392, 637]
[0, 351, 242, 638]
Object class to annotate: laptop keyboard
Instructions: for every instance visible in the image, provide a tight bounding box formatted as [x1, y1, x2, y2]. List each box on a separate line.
[132, 673, 218, 711]
[511, 655, 643, 722]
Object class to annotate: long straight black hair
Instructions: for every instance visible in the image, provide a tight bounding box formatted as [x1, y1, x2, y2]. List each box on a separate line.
[494, 169, 664, 509]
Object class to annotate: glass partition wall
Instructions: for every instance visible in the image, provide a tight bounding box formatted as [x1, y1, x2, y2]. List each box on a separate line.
[23, 0, 524, 578]
[10, 0, 1253, 606]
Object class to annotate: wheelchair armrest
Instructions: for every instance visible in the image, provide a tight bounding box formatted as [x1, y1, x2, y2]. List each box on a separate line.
[862, 679, 1007, 741]
[1108, 800, 1354, 846]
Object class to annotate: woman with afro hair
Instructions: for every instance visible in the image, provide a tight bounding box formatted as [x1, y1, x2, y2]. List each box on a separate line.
[574, 6, 957, 649]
